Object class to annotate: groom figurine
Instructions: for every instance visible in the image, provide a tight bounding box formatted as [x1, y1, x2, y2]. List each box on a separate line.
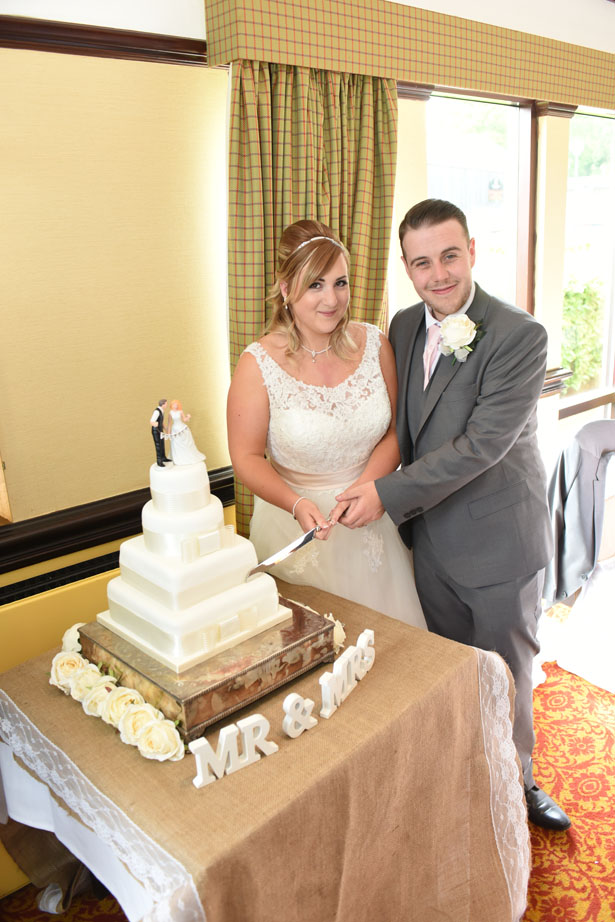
[150, 399, 170, 467]
[337, 199, 570, 830]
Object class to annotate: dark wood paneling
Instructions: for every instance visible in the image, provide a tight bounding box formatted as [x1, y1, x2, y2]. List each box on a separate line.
[0, 15, 207, 65]
[0, 466, 234, 576]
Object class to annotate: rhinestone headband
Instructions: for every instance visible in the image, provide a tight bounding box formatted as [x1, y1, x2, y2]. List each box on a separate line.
[293, 235, 343, 254]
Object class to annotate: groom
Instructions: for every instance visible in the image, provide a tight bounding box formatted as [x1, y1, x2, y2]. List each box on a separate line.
[337, 198, 570, 831]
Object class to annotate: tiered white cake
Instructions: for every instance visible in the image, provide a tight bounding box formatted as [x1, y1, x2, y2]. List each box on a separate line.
[97, 462, 291, 673]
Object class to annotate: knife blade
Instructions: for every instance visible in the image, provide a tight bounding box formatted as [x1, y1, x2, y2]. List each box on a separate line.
[247, 525, 322, 577]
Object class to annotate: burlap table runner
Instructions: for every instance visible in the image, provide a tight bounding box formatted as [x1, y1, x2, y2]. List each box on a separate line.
[0, 580, 528, 922]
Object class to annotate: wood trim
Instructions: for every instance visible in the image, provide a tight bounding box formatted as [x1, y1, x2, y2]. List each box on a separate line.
[397, 82, 434, 102]
[558, 389, 615, 419]
[535, 101, 577, 119]
[0, 15, 207, 66]
[0, 466, 234, 576]
[516, 104, 538, 314]
[0, 454, 12, 524]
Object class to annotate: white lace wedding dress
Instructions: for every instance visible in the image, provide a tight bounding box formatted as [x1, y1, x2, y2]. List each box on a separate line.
[245, 323, 426, 628]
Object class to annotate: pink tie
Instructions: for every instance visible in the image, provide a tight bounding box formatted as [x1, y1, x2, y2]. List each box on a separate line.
[423, 323, 441, 389]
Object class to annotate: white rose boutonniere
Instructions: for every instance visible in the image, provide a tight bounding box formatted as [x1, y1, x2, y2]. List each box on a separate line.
[61, 622, 86, 653]
[49, 651, 89, 694]
[137, 719, 185, 762]
[101, 685, 145, 728]
[82, 676, 118, 717]
[119, 703, 164, 746]
[439, 315, 484, 364]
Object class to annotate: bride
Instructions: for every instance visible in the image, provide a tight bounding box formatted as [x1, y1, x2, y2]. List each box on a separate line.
[227, 220, 425, 628]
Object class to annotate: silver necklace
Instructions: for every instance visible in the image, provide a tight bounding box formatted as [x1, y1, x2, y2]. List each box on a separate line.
[300, 343, 331, 363]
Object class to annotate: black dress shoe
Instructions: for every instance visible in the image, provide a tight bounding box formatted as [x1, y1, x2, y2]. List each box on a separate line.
[525, 785, 571, 831]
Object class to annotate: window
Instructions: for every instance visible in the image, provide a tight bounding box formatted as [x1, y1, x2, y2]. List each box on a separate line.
[562, 111, 615, 399]
[426, 94, 522, 307]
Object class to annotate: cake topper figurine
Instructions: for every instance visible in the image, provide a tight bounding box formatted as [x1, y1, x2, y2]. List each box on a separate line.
[150, 399, 171, 467]
[166, 400, 206, 466]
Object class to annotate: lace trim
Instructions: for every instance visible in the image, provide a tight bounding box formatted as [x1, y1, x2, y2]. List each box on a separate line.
[0, 691, 205, 922]
[246, 322, 384, 414]
[475, 649, 530, 922]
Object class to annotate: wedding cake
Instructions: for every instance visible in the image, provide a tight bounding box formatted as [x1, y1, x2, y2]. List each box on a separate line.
[97, 461, 291, 673]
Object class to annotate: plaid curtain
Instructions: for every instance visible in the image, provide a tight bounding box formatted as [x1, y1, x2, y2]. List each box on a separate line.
[228, 60, 397, 536]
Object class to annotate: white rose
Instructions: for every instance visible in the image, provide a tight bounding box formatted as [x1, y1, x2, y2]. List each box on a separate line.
[119, 703, 164, 746]
[68, 663, 104, 702]
[50, 652, 89, 694]
[101, 686, 145, 728]
[324, 613, 346, 653]
[61, 622, 86, 653]
[439, 315, 477, 354]
[82, 676, 118, 716]
[137, 719, 185, 762]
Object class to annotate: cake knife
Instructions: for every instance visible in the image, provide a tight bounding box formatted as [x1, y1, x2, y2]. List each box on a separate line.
[247, 525, 322, 577]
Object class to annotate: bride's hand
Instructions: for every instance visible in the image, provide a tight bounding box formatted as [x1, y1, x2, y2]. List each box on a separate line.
[294, 499, 333, 540]
[328, 498, 353, 525]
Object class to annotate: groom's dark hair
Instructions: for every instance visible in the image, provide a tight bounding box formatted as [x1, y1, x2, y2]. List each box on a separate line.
[399, 199, 470, 254]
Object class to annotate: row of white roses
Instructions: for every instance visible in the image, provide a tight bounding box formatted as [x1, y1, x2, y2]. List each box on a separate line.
[50, 624, 184, 762]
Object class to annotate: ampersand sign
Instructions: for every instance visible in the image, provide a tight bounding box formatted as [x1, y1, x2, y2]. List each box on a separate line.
[282, 692, 318, 738]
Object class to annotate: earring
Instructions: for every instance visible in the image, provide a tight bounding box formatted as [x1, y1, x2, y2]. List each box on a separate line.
[283, 298, 290, 311]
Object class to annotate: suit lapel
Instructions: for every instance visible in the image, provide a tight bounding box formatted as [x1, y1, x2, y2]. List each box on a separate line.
[395, 308, 424, 459]
[415, 286, 489, 438]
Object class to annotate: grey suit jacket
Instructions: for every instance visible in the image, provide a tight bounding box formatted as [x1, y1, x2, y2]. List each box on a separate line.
[543, 420, 615, 603]
[376, 284, 553, 589]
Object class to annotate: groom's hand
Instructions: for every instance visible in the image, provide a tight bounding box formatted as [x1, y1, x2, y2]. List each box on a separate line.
[334, 481, 384, 528]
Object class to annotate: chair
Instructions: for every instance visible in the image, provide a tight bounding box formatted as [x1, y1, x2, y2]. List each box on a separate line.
[536, 420, 615, 692]
[543, 419, 615, 605]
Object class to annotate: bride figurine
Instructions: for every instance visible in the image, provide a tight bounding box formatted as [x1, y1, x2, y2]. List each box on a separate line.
[166, 400, 206, 466]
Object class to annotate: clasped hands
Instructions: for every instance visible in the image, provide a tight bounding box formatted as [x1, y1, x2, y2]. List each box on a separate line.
[294, 481, 385, 539]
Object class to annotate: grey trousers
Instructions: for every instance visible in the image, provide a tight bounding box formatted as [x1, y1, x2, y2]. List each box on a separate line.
[412, 516, 543, 790]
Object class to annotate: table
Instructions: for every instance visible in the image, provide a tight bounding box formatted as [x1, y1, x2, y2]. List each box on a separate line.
[0, 580, 530, 922]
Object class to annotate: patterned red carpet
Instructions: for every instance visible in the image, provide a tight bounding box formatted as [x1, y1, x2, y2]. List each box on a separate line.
[1, 662, 613, 922]
[522, 661, 615, 922]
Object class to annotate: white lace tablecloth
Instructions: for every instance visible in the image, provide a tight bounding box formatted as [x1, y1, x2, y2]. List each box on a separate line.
[0, 707, 203, 922]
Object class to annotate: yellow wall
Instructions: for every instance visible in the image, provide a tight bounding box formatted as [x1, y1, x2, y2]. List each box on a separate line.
[0, 49, 230, 522]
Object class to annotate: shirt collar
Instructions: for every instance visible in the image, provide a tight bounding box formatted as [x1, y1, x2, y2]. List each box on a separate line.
[424, 282, 476, 328]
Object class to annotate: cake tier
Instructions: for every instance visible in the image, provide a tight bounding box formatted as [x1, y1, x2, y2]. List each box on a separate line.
[99, 573, 292, 672]
[118, 531, 258, 610]
[149, 461, 210, 515]
[142, 493, 224, 558]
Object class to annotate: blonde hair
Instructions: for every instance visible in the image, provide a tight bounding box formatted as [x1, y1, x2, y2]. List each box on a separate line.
[170, 399, 182, 411]
[265, 220, 356, 359]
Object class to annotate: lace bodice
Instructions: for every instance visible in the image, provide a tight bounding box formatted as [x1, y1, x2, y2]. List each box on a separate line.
[246, 323, 391, 477]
